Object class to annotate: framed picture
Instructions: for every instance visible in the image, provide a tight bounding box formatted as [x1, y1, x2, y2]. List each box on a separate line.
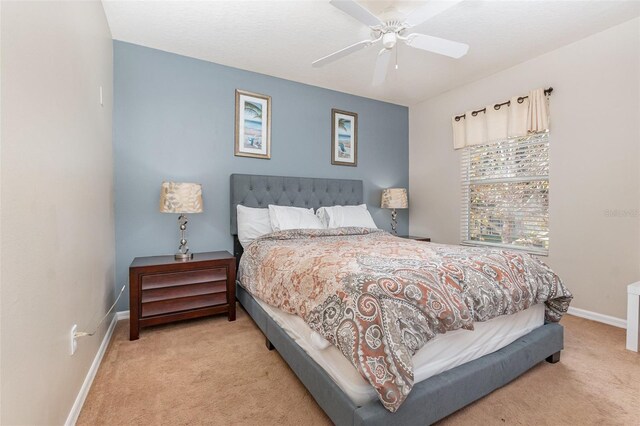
[235, 89, 271, 159]
[331, 108, 358, 166]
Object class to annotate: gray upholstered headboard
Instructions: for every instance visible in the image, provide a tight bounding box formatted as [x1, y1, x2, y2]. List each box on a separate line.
[230, 173, 363, 236]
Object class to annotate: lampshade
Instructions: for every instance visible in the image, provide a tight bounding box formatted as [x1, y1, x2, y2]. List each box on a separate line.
[159, 182, 203, 214]
[381, 188, 408, 209]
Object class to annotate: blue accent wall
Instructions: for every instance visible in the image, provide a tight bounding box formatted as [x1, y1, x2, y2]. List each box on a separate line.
[114, 41, 409, 309]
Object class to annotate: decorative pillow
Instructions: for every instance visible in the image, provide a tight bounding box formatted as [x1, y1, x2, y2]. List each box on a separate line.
[316, 204, 378, 229]
[268, 205, 325, 231]
[237, 205, 273, 248]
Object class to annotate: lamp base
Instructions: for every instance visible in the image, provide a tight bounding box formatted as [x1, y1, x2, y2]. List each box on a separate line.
[390, 208, 398, 236]
[175, 214, 192, 261]
[174, 252, 193, 261]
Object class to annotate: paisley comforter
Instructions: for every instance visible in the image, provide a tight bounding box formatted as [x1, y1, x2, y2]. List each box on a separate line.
[238, 228, 572, 412]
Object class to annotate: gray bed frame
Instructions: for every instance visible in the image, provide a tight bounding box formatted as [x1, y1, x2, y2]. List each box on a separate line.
[230, 173, 563, 426]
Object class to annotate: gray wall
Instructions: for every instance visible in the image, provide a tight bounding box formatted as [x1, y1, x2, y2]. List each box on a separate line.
[114, 41, 409, 310]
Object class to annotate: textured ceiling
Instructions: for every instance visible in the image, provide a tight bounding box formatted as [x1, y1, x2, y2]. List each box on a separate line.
[103, 0, 640, 106]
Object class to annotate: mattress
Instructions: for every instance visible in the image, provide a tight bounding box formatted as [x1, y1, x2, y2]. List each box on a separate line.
[253, 293, 545, 406]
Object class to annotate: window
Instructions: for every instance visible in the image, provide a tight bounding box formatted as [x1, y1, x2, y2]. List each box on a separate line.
[461, 132, 549, 255]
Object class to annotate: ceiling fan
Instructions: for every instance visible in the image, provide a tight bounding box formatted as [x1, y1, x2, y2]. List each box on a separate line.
[312, 0, 469, 85]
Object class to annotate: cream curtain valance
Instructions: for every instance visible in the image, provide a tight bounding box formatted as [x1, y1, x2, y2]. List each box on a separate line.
[452, 87, 550, 149]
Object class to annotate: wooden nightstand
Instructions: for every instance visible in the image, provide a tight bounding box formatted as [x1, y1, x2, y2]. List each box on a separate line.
[398, 235, 431, 242]
[129, 251, 236, 341]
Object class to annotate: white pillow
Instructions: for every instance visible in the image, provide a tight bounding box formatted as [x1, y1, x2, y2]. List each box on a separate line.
[268, 205, 325, 231]
[237, 205, 273, 248]
[316, 204, 378, 229]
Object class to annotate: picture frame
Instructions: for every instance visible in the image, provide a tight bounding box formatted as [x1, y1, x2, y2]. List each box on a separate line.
[235, 89, 271, 159]
[331, 108, 358, 166]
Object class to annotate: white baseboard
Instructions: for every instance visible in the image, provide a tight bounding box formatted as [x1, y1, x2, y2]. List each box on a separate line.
[116, 310, 130, 320]
[567, 306, 626, 329]
[64, 312, 119, 426]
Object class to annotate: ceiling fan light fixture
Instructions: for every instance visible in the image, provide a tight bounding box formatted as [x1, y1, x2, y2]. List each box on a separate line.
[382, 32, 397, 49]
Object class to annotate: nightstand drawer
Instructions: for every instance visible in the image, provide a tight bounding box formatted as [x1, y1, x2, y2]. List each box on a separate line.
[141, 268, 226, 290]
[141, 281, 227, 303]
[141, 292, 227, 318]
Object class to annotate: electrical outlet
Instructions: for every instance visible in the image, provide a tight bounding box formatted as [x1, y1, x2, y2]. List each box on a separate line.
[70, 324, 78, 355]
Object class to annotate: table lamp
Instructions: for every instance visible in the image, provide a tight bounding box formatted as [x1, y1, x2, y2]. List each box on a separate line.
[159, 182, 203, 260]
[381, 188, 408, 236]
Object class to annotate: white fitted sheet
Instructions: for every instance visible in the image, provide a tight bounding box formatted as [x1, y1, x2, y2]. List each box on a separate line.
[254, 296, 545, 406]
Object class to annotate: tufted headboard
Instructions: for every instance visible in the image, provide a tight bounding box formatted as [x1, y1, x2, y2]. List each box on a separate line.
[230, 173, 363, 236]
[230, 174, 364, 265]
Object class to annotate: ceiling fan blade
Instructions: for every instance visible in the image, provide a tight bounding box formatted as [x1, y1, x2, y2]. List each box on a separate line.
[406, 34, 469, 58]
[372, 49, 391, 86]
[404, 0, 464, 27]
[330, 0, 383, 27]
[312, 39, 376, 67]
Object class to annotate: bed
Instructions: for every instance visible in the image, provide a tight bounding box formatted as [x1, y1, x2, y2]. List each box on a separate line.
[230, 173, 568, 425]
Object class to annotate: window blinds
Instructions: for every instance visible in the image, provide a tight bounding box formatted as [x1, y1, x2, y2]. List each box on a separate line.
[461, 132, 549, 254]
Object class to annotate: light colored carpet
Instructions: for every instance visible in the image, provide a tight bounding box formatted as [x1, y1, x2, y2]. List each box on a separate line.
[78, 307, 639, 425]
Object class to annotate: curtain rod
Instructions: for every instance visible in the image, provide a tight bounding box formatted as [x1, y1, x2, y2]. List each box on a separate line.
[454, 87, 553, 122]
